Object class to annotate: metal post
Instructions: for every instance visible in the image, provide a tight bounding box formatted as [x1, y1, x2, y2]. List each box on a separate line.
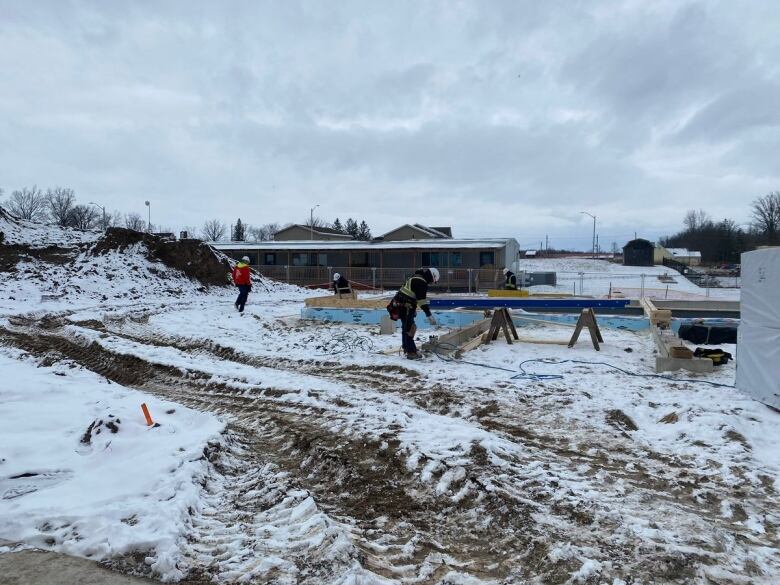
[447, 270, 452, 293]
[640, 274, 645, 298]
[371, 267, 376, 290]
[285, 264, 290, 283]
[467, 269, 473, 294]
[328, 266, 332, 284]
[579, 272, 584, 295]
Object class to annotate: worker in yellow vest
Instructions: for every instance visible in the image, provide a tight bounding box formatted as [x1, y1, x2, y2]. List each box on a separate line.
[393, 267, 439, 359]
[503, 268, 518, 290]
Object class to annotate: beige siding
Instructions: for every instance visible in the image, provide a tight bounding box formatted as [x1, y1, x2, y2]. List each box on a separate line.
[382, 226, 434, 241]
[274, 226, 351, 241]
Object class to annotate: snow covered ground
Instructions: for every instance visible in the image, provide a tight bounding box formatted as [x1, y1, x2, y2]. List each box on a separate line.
[517, 257, 741, 300]
[0, 347, 223, 580]
[2, 215, 776, 583]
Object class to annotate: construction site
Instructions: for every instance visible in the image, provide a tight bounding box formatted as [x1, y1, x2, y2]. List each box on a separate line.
[1, 208, 779, 584]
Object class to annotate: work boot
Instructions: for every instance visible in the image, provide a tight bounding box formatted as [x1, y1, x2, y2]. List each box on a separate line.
[406, 352, 422, 360]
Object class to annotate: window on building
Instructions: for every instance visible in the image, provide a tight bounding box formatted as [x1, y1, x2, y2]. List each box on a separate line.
[421, 252, 441, 267]
[264, 253, 276, 265]
[317, 253, 328, 266]
[292, 253, 309, 266]
[451, 252, 462, 267]
[479, 251, 495, 267]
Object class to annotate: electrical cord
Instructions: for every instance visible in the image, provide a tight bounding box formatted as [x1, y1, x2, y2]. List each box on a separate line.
[316, 329, 375, 355]
[428, 343, 735, 388]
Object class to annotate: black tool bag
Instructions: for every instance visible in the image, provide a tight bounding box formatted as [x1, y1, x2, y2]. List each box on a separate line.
[693, 347, 733, 366]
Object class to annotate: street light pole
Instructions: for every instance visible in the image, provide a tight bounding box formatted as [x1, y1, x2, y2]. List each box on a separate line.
[89, 202, 106, 231]
[580, 211, 596, 259]
[144, 201, 151, 233]
[309, 204, 319, 240]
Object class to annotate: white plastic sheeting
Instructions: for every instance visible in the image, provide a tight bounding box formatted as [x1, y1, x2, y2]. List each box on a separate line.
[740, 247, 780, 325]
[737, 248, 780, 409]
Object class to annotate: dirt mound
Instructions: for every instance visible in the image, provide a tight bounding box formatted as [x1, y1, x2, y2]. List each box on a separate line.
[91, 228, 231, 286]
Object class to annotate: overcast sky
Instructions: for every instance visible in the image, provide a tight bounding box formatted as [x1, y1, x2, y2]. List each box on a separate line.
[1, 1, 777, 250]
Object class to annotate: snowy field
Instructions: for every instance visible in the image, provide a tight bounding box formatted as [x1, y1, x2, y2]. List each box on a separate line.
[517, 258, 741, 300]
[1, 214, 777, 584]
[2, 286, 779, 583]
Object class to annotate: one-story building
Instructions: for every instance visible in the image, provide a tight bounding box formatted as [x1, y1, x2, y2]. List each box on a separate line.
[654, 245, 702, 266]
[213, 225, 519, 290]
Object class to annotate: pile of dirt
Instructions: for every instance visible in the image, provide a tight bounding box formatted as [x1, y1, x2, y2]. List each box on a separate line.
[91, 228, 231, 287]
[0, 244, 77, 272]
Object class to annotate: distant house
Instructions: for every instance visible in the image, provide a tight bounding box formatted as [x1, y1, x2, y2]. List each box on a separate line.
[623, 239, 655, 266]
[654, 245, 702, 266]
[273, 224, 353, 241]
[524, 250, 538, 258]
[380, 224, 452, 241]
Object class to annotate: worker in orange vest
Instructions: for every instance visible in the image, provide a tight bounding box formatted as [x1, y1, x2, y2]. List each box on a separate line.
[232, 256, 252, 314]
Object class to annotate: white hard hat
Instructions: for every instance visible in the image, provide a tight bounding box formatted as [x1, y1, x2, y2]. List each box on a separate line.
[242, 256, 250, 263]
[502, 267, 509, 275]
[333, 272, 341, 281]
[428, 267, 440, 283]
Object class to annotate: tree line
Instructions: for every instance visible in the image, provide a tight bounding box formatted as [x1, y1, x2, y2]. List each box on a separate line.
[219, 216, 373, 242]
[660, 192, 780, 264]
[1, 185, 159, 233]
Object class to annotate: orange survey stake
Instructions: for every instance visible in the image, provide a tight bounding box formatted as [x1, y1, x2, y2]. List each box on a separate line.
[141, 403, 154, 426]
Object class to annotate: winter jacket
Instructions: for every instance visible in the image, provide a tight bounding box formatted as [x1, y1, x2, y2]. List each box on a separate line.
[333, 275, 351, 294]
[232, 262, 251, 286]
[397, 269, 433, 317]
[505, 271, 517, 289]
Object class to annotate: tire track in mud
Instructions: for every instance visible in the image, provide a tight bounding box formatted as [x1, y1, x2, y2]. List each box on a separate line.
[78, 317, 780, 578]
[3, 316, 779, 583]
[79, 316, 780, 525]
[0, 323, 561, 583]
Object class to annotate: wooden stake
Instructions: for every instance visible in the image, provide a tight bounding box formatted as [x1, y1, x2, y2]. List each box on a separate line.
[141, 403, 154, 426]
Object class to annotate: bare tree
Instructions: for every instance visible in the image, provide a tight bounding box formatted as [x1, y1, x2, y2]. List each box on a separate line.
[124, 212, 146, 232]
[682, 209, 712, 231]
[202, 219, 227, 241]
[46, 187, 76, 226]
[248, 222, 280, 241]
[67, 204, 99, 230]
[752, 192, 780, 243]
[5, 186, 48, 221]
[106, 210, 123, 228]
[303, 216, 329, 229]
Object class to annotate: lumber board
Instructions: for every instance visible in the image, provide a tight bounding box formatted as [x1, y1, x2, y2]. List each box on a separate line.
[487, 289, 529, 297]
[421, 318, 492, 353]
[640, 297, 672, 327]
[304, 295, 390, 309]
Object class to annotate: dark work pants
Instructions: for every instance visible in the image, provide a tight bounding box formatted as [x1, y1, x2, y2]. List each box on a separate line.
[235, 285, 251, 312]
[399, 305, 417, 354]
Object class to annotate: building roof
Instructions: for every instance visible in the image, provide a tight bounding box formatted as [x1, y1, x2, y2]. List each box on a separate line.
[666, 247, 702, 258]
[274, 224, 353, 239]
[380, 224, 452, 239]
[623, 238, 654, 249]
[213, 238, 515, 251]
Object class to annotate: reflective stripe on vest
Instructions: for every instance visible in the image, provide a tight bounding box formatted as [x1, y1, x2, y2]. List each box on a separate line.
[399, 275, 428, 307]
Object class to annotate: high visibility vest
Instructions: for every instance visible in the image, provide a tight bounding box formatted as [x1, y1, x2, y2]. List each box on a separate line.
[398, 275, 429, 309]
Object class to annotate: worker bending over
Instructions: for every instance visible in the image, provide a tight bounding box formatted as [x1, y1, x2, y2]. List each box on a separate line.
[332, 272, 352, 295]
[503, 268, 518, 290]
[394, 267, 439, 360]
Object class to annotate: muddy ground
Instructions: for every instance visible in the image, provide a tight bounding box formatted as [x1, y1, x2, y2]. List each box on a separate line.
[1, 306, 778, 584]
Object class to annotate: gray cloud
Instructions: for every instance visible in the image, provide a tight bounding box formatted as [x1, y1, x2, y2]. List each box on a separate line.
[0, 0, 776, 248]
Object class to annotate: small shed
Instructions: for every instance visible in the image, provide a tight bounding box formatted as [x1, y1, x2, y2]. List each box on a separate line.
[623, 239, 654, 267]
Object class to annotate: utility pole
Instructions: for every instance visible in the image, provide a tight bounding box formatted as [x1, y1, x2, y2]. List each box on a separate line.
[89, 202, 106, 231]
[309, 204, 319, 240]
[580, 211, 596, 259]
[596, 234, 599, 257]
[545, 234, 549, 251]
[145, 200, 151, 233]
